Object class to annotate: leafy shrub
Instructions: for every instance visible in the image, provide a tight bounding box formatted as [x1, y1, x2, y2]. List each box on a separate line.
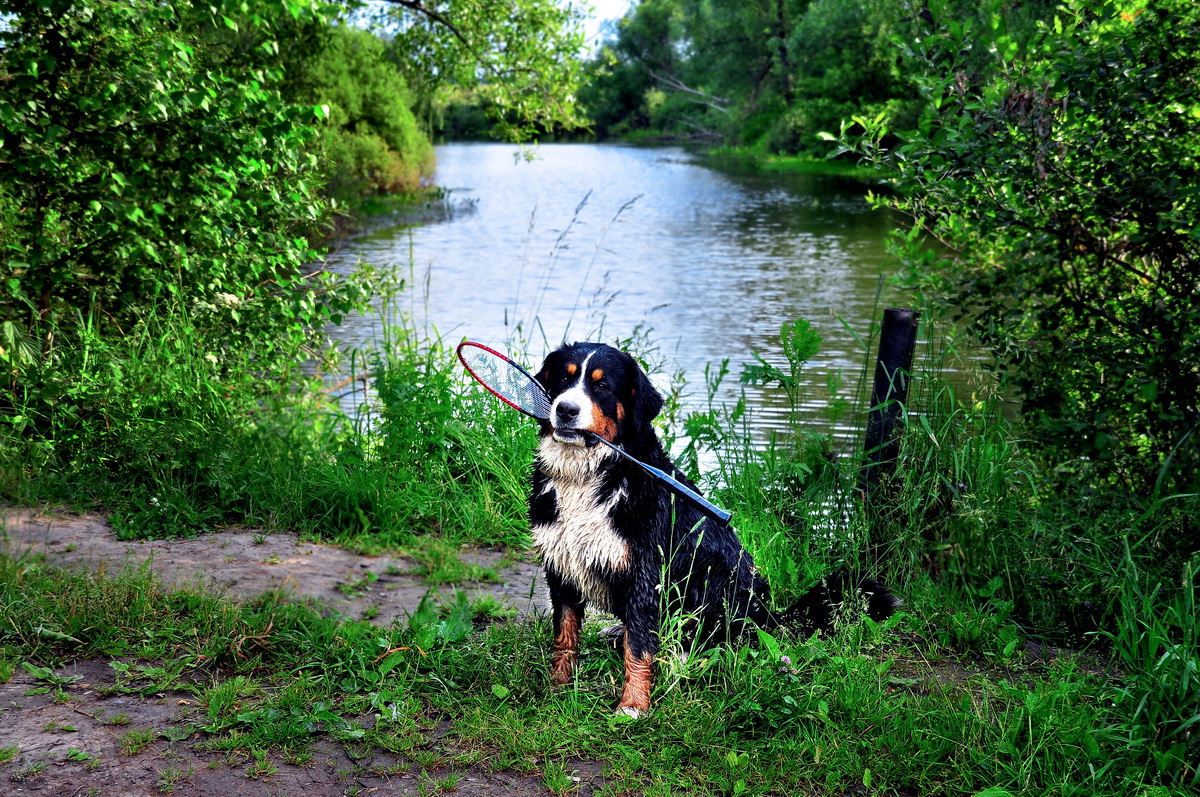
[305, 25, 435, 198]
[850, 0, 1200, 499]
[0, 0, 365, 347]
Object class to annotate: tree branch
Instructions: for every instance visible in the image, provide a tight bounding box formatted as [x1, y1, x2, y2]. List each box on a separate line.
[646, 68, 730, 112]
[373, 0, 469, 46]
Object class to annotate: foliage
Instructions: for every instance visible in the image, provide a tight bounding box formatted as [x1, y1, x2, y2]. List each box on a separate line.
[581, 0, 923, 150]
[1103, 558, 1200, 786]
[0, 0, 368, 347]
[0, 307, 531, 546]
[371, 0, 589, 141]
[847, 0, 1200, 499]
[0, 551, 1174, 795]
[303, 24, 435, 197]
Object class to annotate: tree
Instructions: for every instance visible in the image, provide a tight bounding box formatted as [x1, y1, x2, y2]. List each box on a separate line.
[371, 0, 589, 140]
[0, 0, 364, 345]
[304, 24, 436, 197]
[849, 0, 1200, 498]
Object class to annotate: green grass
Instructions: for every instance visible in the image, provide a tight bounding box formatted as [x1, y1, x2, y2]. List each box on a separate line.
[0, 304, 532, 552]
[0, 554, 1169, 795]
[2, 300, 1197, 792]
[705, 146, 888, 181]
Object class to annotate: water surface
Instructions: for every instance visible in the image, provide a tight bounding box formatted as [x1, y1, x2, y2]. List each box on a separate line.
[330, 142, 914, 446]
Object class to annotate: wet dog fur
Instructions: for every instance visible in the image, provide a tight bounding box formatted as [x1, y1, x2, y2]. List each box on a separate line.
[529, 341, 899, 717]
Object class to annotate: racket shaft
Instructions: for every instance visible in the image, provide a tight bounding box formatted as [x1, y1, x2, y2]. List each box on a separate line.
[593, 437, 732, 525]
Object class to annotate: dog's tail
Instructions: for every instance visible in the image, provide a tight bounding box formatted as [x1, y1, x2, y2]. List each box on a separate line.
[775, 571, 901, 635]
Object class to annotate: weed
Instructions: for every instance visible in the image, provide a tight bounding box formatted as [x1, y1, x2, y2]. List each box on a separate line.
[119, 728, 159, 756]
[18, 759, 48, 779]
[246, 749, 278, 779]
[336, 570, 378, 597]
[362, 605, 380, 621]
[408, 538, 498, 585]
[470, 593, 517, 621]
[22, 661, 82, 701]
[0, 746, 19, 764]
[156, 764, 194, 793]
[543, 758, 580, 794]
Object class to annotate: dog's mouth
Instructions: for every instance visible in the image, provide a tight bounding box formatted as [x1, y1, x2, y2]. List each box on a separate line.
[551, 427, 597, 446]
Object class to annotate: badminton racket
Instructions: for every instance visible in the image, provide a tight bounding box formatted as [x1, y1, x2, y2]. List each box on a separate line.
[457, 341, 732, 526]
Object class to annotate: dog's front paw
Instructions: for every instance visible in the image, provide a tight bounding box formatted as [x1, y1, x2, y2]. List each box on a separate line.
[615, 705, 643, 720]
[550, 655, 575, 686]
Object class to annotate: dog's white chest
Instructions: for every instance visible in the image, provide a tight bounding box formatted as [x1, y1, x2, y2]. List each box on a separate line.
[532, 476, 629, 612]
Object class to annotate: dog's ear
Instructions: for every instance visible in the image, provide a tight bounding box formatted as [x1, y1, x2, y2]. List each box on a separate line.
[534, 348, 563, 394]
[623, 354, 664, 439]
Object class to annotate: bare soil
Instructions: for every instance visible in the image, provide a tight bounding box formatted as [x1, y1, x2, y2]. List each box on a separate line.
[0, 508, 600, 797]
[1, 508, 548, 624]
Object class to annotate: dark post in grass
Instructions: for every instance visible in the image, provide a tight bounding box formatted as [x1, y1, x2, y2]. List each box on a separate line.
[860, 308, 920, 500]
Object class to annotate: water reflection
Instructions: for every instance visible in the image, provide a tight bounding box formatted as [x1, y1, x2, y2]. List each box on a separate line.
[327, 142, 916, 449]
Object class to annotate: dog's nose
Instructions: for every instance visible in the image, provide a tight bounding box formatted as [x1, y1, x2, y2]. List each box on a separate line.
[555, 401, 580, 425]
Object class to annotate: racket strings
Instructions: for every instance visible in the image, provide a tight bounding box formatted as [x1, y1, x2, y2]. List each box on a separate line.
[460, 347, 552, 419]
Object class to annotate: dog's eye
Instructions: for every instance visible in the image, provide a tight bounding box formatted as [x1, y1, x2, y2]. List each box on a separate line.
[593, 379, 609, 392]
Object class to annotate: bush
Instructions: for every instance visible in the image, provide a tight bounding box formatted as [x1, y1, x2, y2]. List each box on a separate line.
[305, 25, 435, 198]
[850, 0, 1200, 499]
[0, 0, 363, 347]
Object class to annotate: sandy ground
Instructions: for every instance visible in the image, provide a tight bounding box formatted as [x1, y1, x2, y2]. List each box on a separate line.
[0, 508, 549, 624]
[0, 508, 609, 796]
[0, 659, 602, 796]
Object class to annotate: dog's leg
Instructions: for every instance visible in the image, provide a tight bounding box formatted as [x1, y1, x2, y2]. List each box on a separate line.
[551, 601, 584, 686]
[547, 570, 585, 686]
[616, 626, 654, 718]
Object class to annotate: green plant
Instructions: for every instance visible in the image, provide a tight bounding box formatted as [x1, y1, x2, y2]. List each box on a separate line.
[542, 758, 580, 795]
[848, 0, 1200, 499]
[0, 0, 365, 343]
[118, 728, 159, 757]
[1103, 557, 1200, 787]
[155, 763, 194, 793]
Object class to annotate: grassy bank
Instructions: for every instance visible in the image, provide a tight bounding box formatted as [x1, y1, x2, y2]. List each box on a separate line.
[2, 313, 1197, 793]
[705, 146, 888, 182]
[0, 554, 1160, 795]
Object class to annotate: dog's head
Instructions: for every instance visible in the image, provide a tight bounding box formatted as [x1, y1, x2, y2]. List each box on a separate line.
[534, 342, 664, 447]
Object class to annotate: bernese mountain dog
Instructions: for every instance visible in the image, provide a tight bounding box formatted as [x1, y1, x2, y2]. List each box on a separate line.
[530, 341, 899, 718]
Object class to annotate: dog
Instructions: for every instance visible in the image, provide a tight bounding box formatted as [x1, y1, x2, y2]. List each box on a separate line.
[529, 341, 899, 717]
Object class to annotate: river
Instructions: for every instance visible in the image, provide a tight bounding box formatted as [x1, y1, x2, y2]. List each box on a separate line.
[328, 141, 924, 449]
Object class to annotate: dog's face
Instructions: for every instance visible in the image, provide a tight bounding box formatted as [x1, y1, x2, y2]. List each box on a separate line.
[534, 342, 664, 446]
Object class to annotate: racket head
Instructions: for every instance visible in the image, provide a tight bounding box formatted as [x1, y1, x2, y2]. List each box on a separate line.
[456, 341, 553, 421]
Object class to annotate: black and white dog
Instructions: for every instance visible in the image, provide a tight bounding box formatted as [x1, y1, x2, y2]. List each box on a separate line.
[529, 341, 898, 717]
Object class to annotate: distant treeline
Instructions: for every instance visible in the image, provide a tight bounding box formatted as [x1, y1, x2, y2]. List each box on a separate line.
[577, 0, 1055, 154]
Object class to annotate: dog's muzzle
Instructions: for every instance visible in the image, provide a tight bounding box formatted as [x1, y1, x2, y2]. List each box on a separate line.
[551, 400, 593, 445]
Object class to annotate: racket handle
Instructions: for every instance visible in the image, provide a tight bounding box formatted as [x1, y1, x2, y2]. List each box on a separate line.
[592, 437, 732, 526]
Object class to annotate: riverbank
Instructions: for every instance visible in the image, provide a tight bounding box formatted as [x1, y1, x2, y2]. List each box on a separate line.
[2, 508, 1125, 796]
[704, 146, 889, 182]
[3, 316, 1194, 794]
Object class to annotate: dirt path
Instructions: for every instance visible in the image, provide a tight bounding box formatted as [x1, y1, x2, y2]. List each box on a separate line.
[1, 509, 598, 796]
[0, 660, 597, 796]
[1, 508, 549, 624]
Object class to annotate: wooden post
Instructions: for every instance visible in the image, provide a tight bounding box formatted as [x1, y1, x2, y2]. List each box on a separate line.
[861, 308, 919, 498]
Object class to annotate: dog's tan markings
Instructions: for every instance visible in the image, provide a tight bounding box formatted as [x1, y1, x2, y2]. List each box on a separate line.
[590, 404, 618, 442]
[551, 607, 581, 686]
[566, 362, 578, 376]
[591, 368, 604, 382]
[617, 631, 653, 715]
[617, 402, 625, 422]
